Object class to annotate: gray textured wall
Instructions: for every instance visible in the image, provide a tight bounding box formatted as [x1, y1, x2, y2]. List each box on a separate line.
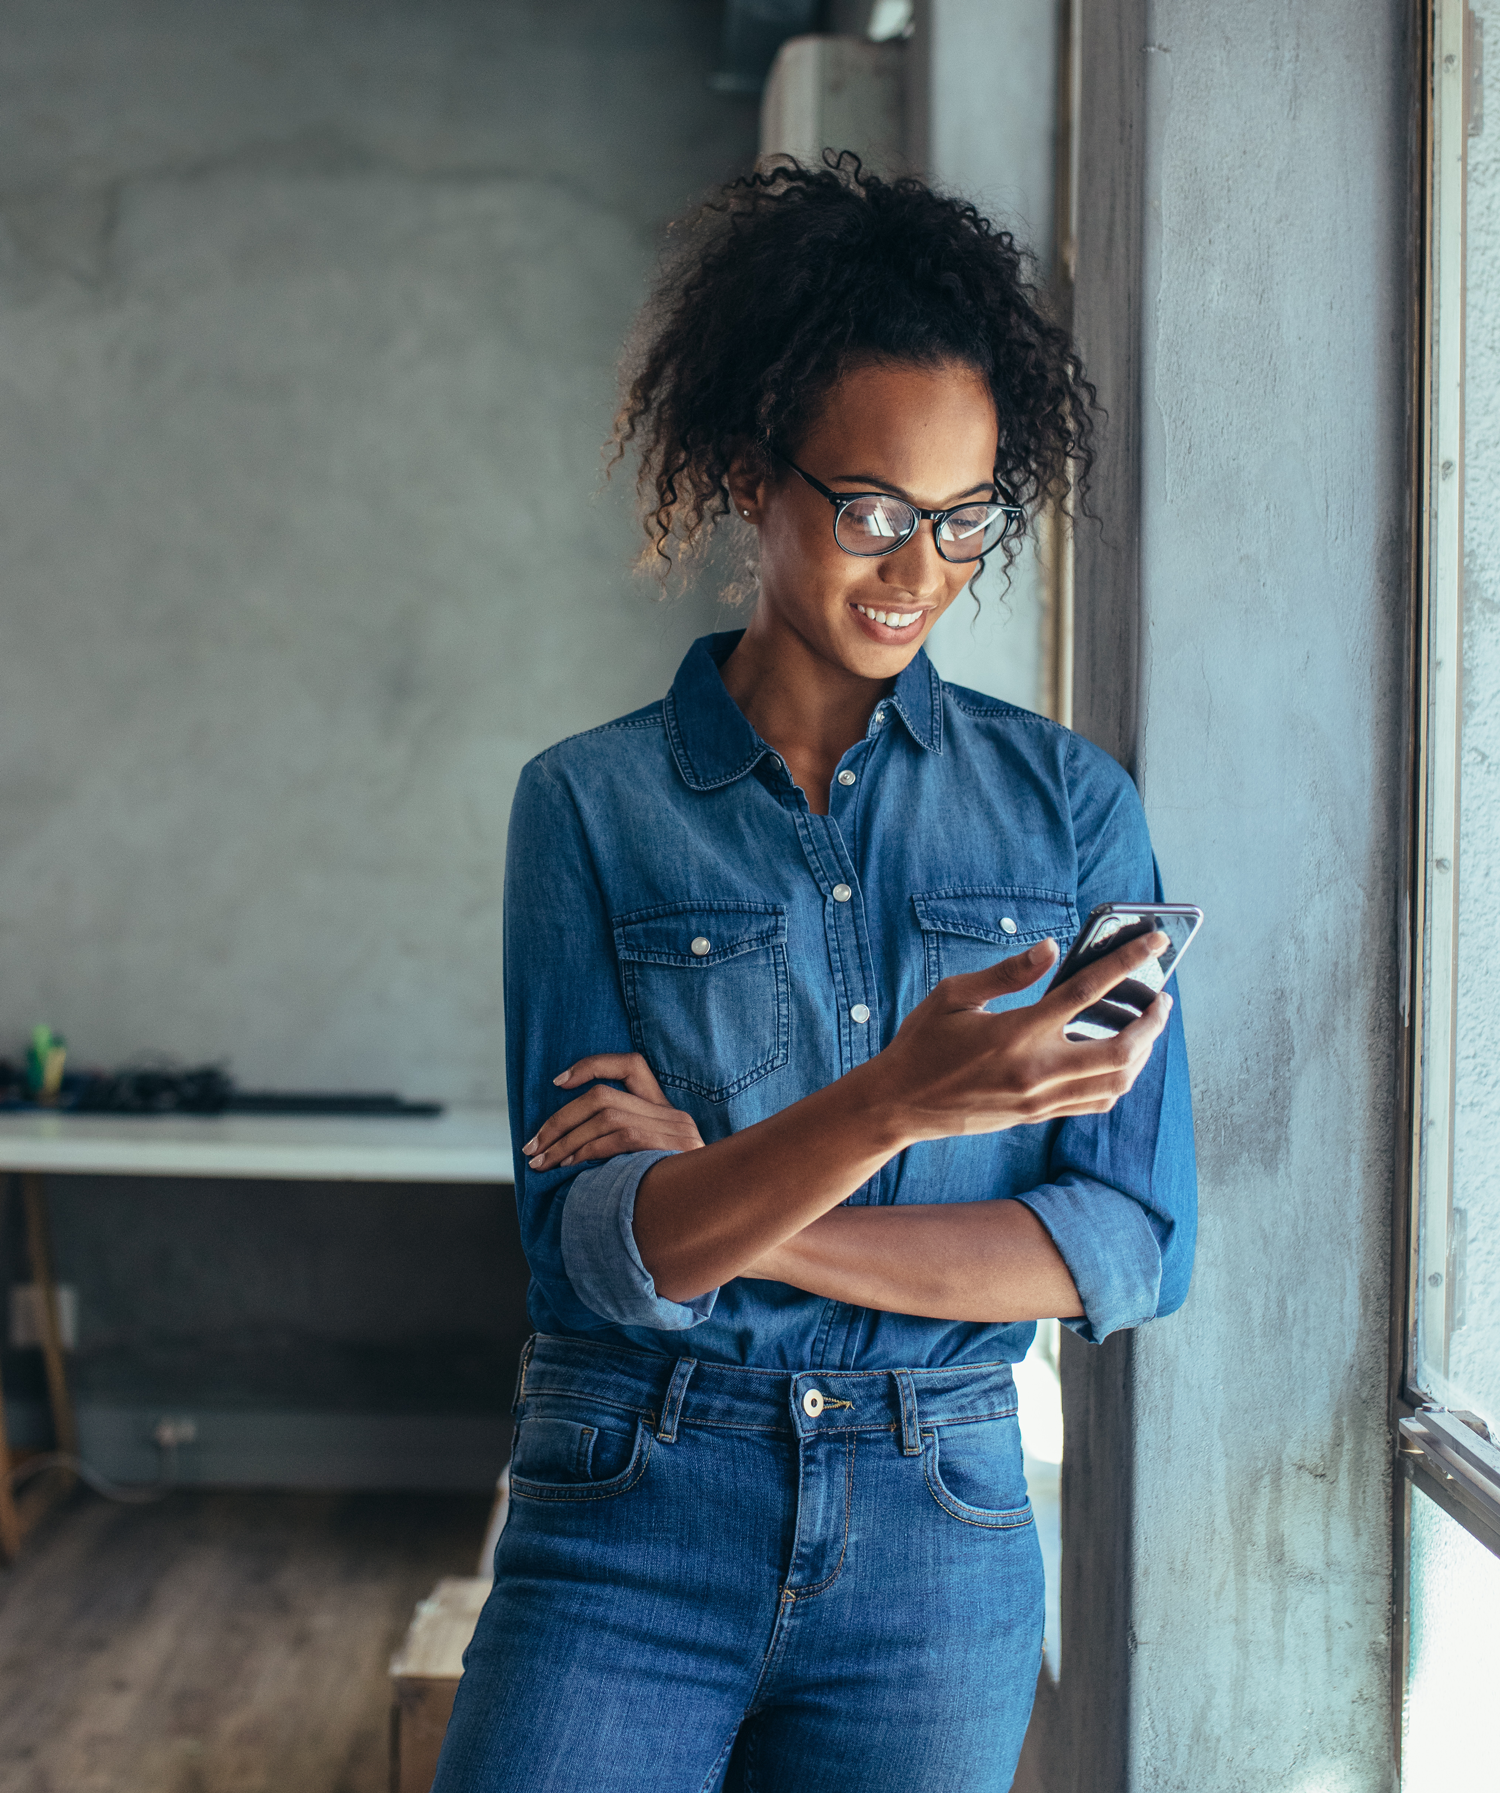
[0, 0, 753, 1104]
[0, 0, 756, 1481]
[1126, 1, 1406, 1786]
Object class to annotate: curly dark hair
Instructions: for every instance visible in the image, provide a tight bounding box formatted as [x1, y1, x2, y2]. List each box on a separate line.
[611, 153, 1095, 588]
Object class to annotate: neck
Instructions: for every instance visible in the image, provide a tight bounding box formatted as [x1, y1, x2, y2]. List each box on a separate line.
[720, 607, 898, 813]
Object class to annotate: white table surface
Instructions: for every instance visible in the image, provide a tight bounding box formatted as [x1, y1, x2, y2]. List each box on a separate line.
[0, 1107, 515, 1183]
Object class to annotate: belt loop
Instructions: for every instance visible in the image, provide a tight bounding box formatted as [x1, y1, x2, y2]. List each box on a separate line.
[894, 1370, 921, 1456]
[656, 1357, 697, 1443]
[511, 1334, 537, 1417]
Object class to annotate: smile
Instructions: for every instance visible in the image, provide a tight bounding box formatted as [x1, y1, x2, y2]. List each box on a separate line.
[852, 603, 925, 629]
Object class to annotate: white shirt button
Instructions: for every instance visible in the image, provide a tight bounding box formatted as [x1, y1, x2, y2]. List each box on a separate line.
[690, 937, 711, 956]
[1000, 917, 1018, 935]
[802, 1388, 825, 1418]
[850, 1003, 871, 1024]
[837, 769, 857, 786]
[832, 883, 852, 903]
[874, 708, 886, 724]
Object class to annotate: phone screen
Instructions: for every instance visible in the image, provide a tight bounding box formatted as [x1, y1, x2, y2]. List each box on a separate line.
[1047, 903, 1203, 1040]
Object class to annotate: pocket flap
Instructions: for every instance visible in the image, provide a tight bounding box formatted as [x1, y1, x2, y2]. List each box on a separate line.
[912, 887, 1077, 949]
[614, 899, 787, 967]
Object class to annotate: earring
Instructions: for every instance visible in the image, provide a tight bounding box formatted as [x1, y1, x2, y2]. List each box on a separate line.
[742, 510, 750, 517]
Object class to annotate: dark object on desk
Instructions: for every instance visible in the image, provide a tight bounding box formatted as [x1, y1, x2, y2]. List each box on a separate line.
[225, 1092, 443, 1117]
[0, 1061, 442, 1118]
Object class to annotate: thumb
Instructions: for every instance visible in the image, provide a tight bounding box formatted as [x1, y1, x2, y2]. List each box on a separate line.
[939, 939, 1058, 1009]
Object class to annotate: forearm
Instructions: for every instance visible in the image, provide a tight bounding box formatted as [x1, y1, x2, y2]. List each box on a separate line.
[743, 1201, 1084, 1323]
[633, 1059, 909, 1301]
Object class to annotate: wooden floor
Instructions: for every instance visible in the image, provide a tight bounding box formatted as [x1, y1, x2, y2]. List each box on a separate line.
[0, 1486, 491, 1793]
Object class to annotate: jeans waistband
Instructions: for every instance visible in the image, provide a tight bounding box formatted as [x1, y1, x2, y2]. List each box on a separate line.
[514, 1333, 1019, 1455]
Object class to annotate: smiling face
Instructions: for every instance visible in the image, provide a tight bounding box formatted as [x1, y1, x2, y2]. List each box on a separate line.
[731, 357, 1001, 682]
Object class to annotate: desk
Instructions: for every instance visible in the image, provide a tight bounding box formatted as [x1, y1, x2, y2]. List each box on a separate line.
[0, 1109, 514, 1558]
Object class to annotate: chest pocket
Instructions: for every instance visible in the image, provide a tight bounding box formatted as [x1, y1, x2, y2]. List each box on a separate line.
[613, 900, 790, 1103]
[912, 887, 1079, 1010]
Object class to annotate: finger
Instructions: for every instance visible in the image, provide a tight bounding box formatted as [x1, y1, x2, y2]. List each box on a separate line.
[555, 1127, 705, 1169]
[553, 1051, 669, 1106]
[524, 1085, 680, 1156]
[533, 1109, 703, 1170]
[939, 938, 1059, 1009]
[1046, 931, 1169, 1023]
[1035, 993, 1172, 1104]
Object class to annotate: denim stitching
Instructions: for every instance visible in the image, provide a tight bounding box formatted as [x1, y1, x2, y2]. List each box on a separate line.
[510, 1425, 653, 1503]
[620, 945, 791, 1102]
[699, 1723, 740, 1793]
[922, 1442, 1034, 1531]
[789, 1434, 856, 1599]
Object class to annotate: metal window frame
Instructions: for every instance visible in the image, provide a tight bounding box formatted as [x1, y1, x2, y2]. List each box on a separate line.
[1392, 0, 1499, 1769]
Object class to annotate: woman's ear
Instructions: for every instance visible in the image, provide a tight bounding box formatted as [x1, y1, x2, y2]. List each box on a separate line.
[726, 456, 767, 525]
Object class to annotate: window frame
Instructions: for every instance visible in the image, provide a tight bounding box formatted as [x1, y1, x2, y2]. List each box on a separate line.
[1394, 0, 1500, 1765]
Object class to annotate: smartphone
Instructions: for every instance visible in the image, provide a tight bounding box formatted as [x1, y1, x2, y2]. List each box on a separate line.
[1046, 902, 1203, 1042]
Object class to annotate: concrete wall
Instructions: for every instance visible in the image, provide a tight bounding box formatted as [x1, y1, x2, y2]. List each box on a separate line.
[917, 0, 1061, 717]
[0, 0, 756, 1483]
[0, 0, 753, 1105]
[1041, 1, 1408, 1787]
[1004, 2, 1409, 1788]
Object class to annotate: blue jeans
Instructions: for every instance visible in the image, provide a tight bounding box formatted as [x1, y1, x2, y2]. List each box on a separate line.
[432, 1336, 1044, 1793]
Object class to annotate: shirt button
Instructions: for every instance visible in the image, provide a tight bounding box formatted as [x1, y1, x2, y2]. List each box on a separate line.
[837, 769, 857, 786]
[850, 1003, 871, 1024]
[690, 937, 711, 956]
[874, 708, 886, 724]
[802, 1388, 825, 1418]
[832, 883, 852, 903]
[1001, 917, 1018, 935]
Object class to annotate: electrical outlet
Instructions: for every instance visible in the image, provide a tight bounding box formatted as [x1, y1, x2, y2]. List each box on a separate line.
[8, 1283, 78, 1350]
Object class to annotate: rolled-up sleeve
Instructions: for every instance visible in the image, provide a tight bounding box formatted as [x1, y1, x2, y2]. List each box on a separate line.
[1014, 741, 1199, 1343]
[560, 1149, 720, 1330]
[504, 755, 721, 1338]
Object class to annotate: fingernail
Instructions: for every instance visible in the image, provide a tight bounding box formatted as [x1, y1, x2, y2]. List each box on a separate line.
[528, 1154, 546, 1171]
[1028, 940, 1051, 962]
[1164, 995, 1174, 1011]
[522, 1135, 538, 1154]
[553, 1069, 571, 1086]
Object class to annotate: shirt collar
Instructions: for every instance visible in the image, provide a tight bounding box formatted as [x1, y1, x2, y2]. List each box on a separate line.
[663, 631, 943, 793]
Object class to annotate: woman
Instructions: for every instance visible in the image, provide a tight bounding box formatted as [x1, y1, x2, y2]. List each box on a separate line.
[434, 159, 1196, 1793]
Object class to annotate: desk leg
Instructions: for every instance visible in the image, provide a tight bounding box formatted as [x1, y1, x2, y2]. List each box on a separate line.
[21, 1174, 78, 1489]
[0, 1177, 23, 1558]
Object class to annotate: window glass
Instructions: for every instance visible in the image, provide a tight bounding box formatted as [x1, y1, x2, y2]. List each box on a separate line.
[1401, 1491, 1500, 1784]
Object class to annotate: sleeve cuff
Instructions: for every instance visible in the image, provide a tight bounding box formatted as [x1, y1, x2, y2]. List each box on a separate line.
[1017, 1174, 1163, 1344]
[560, 1150, 721, 1331]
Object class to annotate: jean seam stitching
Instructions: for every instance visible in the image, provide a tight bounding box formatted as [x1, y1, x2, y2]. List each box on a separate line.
[510, 1425, 653, 1503]
[789, 1434, 856, 1599]
[923, 1445, 1034, 1530]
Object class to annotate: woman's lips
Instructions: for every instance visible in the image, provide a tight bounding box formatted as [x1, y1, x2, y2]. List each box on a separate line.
[849, 601, 929, 639]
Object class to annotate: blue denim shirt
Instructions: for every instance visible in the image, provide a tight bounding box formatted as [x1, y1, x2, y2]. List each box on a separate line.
[504, 631, 1196, 1371]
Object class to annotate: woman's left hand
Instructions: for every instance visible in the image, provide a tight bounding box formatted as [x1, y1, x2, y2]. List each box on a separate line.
[522, 1052, 705, 1172]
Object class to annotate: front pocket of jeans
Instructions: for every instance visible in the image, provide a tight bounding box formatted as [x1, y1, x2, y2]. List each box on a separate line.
[614, 900, 790, 1103]
[923, 1420, 1034, 1530]
[509, 1412, 653, 1504]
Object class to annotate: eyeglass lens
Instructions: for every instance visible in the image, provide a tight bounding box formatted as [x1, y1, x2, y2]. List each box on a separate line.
[832, 495, 1014, 562]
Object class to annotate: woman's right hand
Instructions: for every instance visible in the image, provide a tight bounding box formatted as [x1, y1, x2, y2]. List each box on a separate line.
[523, 1052, 705, 1172]
[870, 931, 1173, 1145]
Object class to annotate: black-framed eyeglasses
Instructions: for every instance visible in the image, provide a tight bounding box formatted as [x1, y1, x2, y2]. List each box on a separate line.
[774, 451, 1026, 563]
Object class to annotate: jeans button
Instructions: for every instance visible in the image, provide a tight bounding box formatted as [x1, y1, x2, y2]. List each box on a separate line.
[802, 1388, 825, 1418]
